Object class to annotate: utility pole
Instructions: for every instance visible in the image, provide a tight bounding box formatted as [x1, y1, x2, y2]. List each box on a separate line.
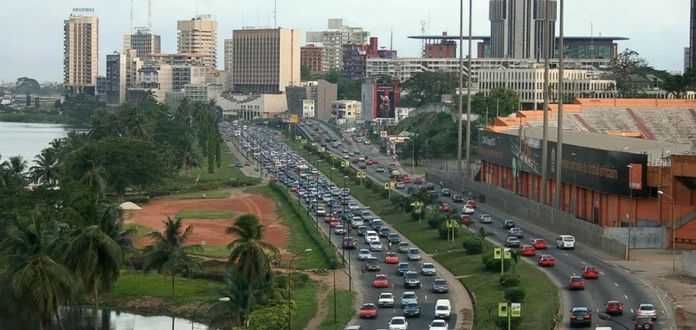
[457, 0, 464, 172]
[148, 0, 152, 30]
[465, 0, 473, 180]
[554, 0, 565, 209]
[541, 0, 551, 204]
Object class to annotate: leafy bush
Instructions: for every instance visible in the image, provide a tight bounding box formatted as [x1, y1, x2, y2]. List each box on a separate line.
[504, 286, 526, 302]
[499, 273, 521, 288]
[481, 254, 511, 272]
[428, 215, 443, 229]
[462, 238, 483, 255]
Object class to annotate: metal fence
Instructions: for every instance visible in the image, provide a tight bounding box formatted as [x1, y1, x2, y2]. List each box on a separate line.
[427, 169, 628, 259]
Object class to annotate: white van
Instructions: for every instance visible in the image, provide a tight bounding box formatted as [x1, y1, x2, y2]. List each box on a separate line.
[556, 235, 576, 249]
[434, 299, 451, 319]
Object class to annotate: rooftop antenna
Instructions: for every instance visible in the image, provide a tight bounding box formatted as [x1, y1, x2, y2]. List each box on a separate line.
[390, 29, 393, 51]
[420, 20, 427, 56]
[148, 0, 152, 30]
[129, 0, 134, 33]
[274, 0, 278, 27]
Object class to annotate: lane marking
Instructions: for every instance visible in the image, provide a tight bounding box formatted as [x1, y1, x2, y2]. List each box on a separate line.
[614, 282, 620, 287]
[624, 295, 629, 300]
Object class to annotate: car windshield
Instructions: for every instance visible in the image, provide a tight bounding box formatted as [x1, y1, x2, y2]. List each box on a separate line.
[403, 293, 415, 299]
[432, 320, 446, 326]
[640, 305, 655, 311]
[437, 305, 448, 310]
[434, 279, 447, 285]
[391, 319, 405, 325]
[563, 237, 575, 241]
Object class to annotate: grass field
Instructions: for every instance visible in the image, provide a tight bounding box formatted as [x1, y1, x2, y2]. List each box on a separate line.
[104, 271, 223, 306]
[175, 209, 235, 220]
[249, 185, 335, 270]
[318, 290, 355, 330]
[293, 141, 560, 330]
[292, 280, 319, 330]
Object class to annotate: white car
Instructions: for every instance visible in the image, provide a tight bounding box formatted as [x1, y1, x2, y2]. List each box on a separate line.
[556, 235, 576, 249]
[428, 319, 448, 330]
[435, 299, 452, 319]
[636, 303, 657, 320]
[462, 206, 475, 215]
[479, 213, 493, 224]
[369, 241, 384, 252]
[378, 292, 395, 307]
[388, 316, 408, 330]
[357, 249, 374, 261]
[365, 231, 380, 244]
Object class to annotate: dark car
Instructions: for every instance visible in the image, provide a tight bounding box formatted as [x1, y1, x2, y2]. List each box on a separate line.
[403, 303, 422, 318]
[379, 227, 391, 238]
[451, 194, 464, 203]
[397, 262, 410, 276]
[569, 307, 592, 327]
[403, 271, 421, 289]
[388, 233, 401, 244]
[432, 278, 449, 293]
[357, 226, 368, 236]
[342, 237, 356, 250]
[363, 261, 381, 272]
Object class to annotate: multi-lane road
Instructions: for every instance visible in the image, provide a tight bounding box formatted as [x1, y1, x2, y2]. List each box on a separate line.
[298, 119, 675, 330]
[224, 123, 459, 330]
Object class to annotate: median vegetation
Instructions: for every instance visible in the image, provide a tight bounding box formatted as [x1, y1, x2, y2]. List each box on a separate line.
[290, 137, 559, 330]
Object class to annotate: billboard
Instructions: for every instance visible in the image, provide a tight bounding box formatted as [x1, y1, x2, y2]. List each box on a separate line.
[479, 131, 648, 196]
[376, 87, 396, 118]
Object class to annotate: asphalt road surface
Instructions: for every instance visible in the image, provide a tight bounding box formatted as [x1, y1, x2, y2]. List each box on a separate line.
[297, 120, 674, 330]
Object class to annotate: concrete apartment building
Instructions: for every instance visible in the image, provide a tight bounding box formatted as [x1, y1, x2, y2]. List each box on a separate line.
[105, 49, 142, 104]
[224, 38, 234, 89]
[333, 100, 362, 122]
[177, 15, 218, 69]
[286, 80, 337, 120]
[489, 0, 557, 60]
[64, 8, 99, 94]
[230, 28, 300, 94]
[307, 19, 369, 72]
[301, 44, 324, 75]
[123, 27, 161, 58]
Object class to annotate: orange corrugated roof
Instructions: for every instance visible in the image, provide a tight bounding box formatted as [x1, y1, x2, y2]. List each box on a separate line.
[575, 98, 696, 108]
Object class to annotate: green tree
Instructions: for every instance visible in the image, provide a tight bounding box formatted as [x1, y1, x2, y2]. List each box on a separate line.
[142, 217, 201, 299]
[30, 148, 60, 187]
[0, 214, 78, 330]
[609, 48, 647, 97]
[246, 304, 290, 329]
[226, 214, 279, 286]
[209, 268, 255, 328]
[301, 64, 313, 82]
[401, 72, 457, 107]
[16, 77, 41, 96]
[662, 73, 690, 98]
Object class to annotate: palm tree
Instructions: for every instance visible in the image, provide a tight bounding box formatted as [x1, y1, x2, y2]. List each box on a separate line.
[226, 214, 279, 286]
[30, 149, 60, 187]
[142, 217, 201, 299]
[80, 161, 107, 201]
[63, 224, 122, 330]
[0, 214, 77, 330]
[208, 268, 253, 328]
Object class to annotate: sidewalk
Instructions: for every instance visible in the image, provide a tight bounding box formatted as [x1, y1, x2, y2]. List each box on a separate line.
[613, 249, 694, 330]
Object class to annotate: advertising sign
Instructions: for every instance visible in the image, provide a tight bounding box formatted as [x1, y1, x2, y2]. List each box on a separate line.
[479, 131, 648, 196]
[511, 303, 522, 317]
[376, 88, 396, 118]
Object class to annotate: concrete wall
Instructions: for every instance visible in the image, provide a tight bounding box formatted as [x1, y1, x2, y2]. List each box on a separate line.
[680, 251, 696, 277]
[604, 227, 667, 249]
[427, 169, 628, 259]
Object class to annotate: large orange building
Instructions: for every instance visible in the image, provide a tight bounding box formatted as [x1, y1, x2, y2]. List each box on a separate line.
[482, 98, 696, 248]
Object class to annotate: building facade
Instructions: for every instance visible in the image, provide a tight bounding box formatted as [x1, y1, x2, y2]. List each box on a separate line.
[105, 49, 142, 104]
[64, 8, 99, 94]
[217, 93, 288, 119]
[301, 44, 325, 75]
[333, 100, 362, 121]
[489, 0, 557, 60]
[690, 0, 696, 71]
[307, 19, 369, 72]
[366, 57, 616, 107]
[177, 15, 218, 69]
[123, 27, 161, 58]
[302, 99, 316, 118]
[286, 80, 337, 120]
[231, 28, 300, 94]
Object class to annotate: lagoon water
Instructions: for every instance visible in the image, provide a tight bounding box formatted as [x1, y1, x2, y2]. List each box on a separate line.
[0, 121, 68, 163]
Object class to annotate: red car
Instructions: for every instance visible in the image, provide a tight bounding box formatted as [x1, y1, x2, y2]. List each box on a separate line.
[582, 266, 600, 279]
[439, 203, 451, 213]
[324, 216, 336, 224]
[329, 219, 342, 228]
[520, 245, 536, 257]
[372, 274, 390, 288]
[569, 276, 586, 290]
[384, 252, 399, 264]
[291, 186, 299, 193]
[359, 303, 378, 318]
[538, 255, 556, 267]
[460, 214, 472, 226]
[401, 175, 411, 184]
[532, 239, 548, 250]
[605, 301, 624, 315]
[465, 199, 477, 209]
[366, 159, 377, 166]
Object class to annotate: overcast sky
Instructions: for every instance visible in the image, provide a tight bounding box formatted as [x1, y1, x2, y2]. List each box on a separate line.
[0, 0, 690, 83]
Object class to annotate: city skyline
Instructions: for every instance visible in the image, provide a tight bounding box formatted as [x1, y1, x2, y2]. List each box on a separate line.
[0, 0, 690, 82]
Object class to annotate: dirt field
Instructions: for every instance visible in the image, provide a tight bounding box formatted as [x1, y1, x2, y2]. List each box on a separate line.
[128, 191, 288, 250]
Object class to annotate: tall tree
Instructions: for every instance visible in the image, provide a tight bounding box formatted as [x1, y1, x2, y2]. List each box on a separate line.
[609, 48, 647, 97]
[208, 268, 254, 328]
[30, 149, 60, 187]
[0, 214, 77, 330]
[226, 214, 279, 287]
[142, 217, 201, 299]
[401, 72, 457, 107]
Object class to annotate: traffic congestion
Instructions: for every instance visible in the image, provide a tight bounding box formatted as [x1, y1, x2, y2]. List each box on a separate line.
[222, 121, 458, 330]
[295, 119, 670, 330]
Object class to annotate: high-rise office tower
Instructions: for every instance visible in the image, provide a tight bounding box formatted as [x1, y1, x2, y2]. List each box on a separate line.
[688, 0, 696, 71]
[231, 28, 300, 94]
[489, 0, 557, 60]
[307, 19, 369, 72]
[177, 15, 218, 69]
[106, 49, 143, 104]
[64, 8, 99, 94]
[123, 27, 161, 58]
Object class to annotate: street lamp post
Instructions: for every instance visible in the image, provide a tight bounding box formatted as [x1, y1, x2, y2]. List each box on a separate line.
[627, 164, 634, 261]
[658, 190, 678, 272]
[288, 248, 313, 330]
